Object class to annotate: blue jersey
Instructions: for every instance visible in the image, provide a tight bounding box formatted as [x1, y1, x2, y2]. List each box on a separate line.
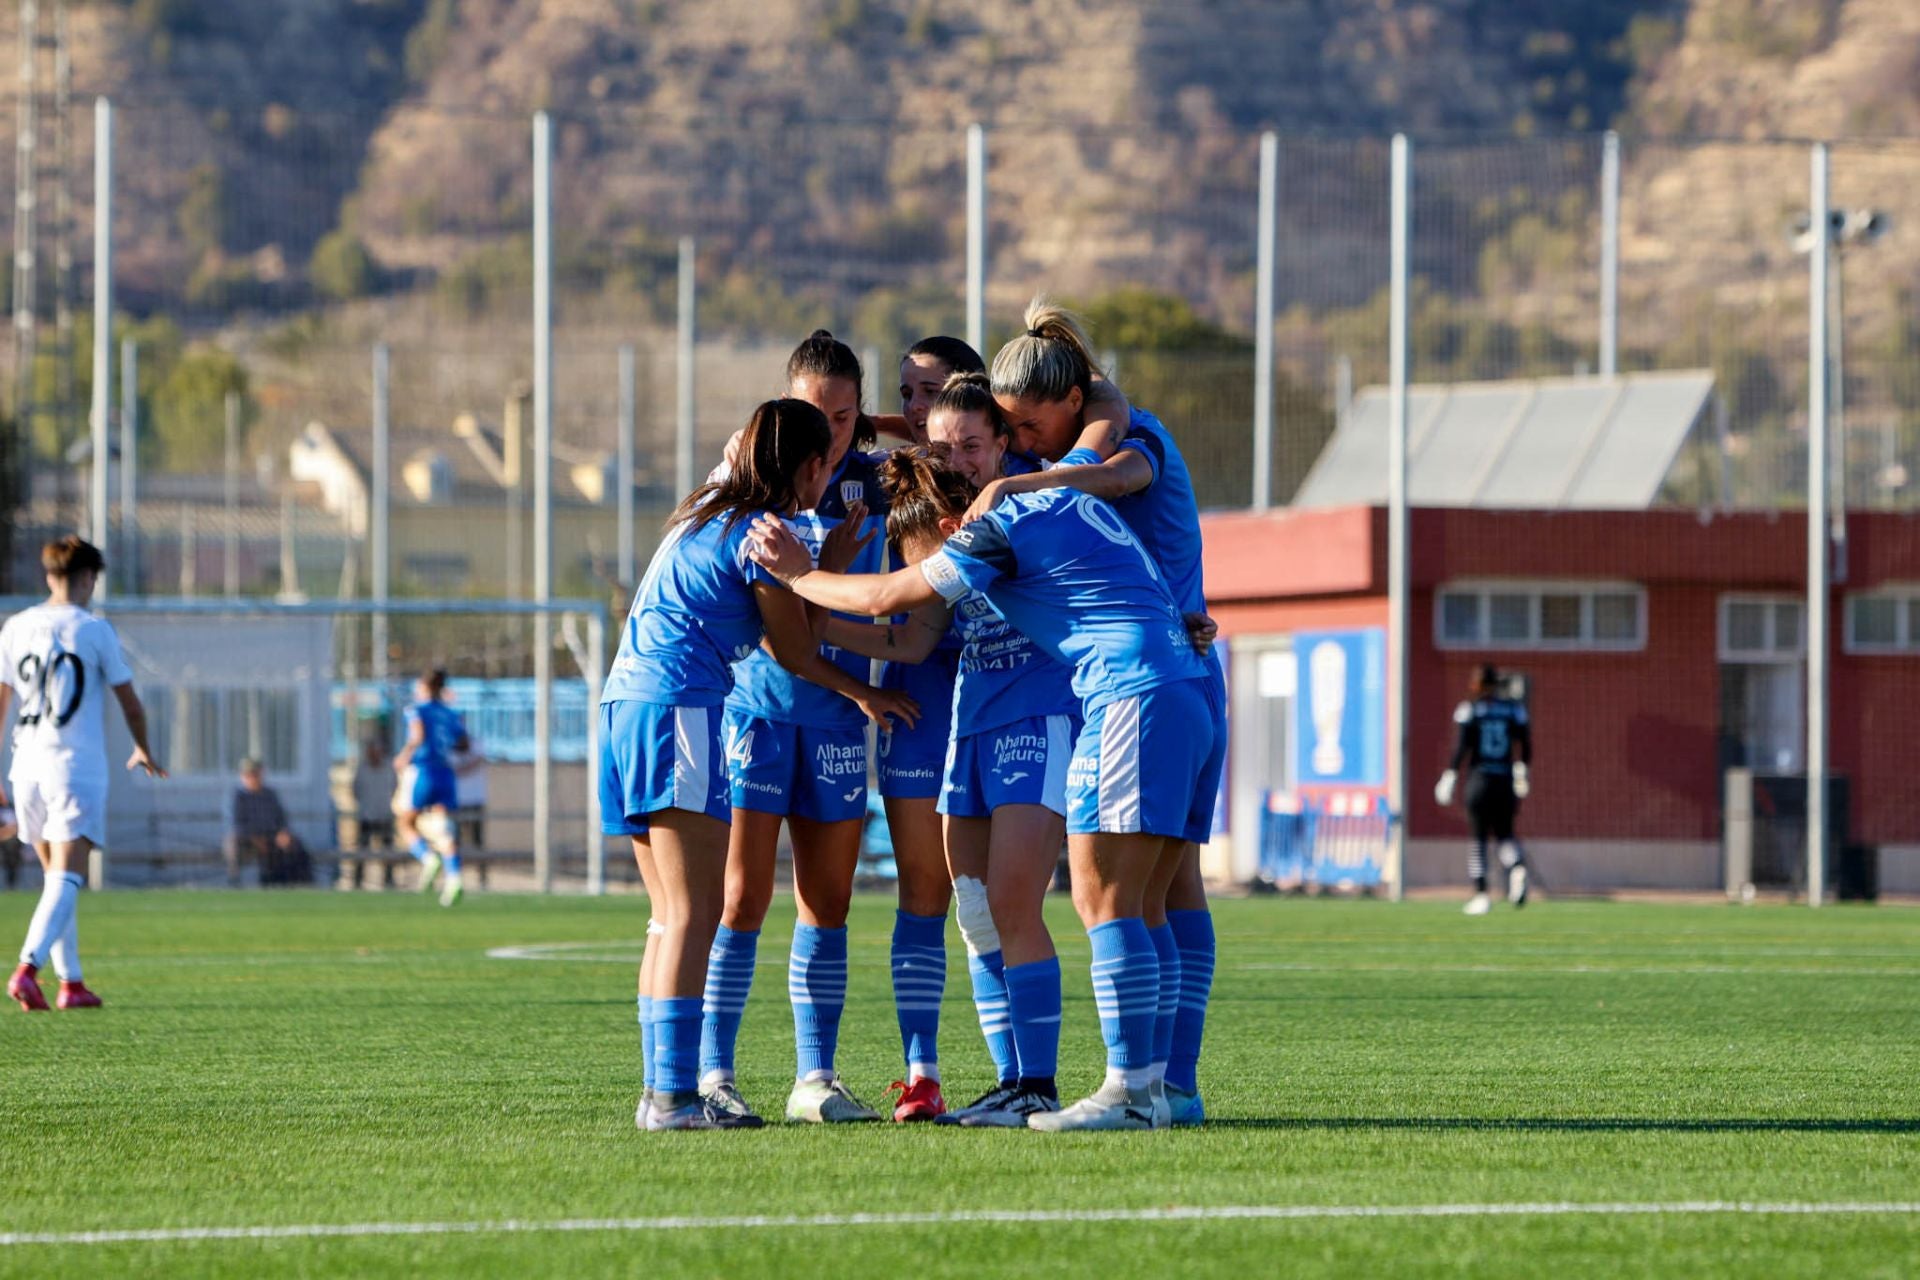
[406, 700, 467, 769]
[883, 449, 1043, 724]
[920, 488, 1206, 714]
[950, 598, 1078, 735]
[727, 451, 890, 731]
[1061, 407, 1207, 618]
[602, 510, 778, 707]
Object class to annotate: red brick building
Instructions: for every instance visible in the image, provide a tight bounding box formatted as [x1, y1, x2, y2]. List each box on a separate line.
[1199, 504, 1920, 893]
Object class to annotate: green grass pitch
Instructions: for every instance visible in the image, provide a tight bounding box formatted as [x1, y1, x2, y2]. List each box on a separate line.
[2, 890, 1917, 1277]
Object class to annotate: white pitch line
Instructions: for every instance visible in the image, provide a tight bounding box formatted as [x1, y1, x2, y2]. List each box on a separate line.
[4, 1202, 1919, 1248]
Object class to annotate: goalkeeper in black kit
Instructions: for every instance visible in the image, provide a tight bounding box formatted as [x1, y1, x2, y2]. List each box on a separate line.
[1434, 664, 1531, 916]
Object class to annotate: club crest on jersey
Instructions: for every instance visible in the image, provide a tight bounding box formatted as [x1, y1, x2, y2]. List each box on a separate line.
[840, 480, 864, 506]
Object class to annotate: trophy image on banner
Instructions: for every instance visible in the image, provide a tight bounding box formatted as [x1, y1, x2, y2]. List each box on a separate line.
[1309, 640, 1347, 776]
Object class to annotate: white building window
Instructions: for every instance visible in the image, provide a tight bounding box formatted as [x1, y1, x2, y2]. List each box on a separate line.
[1719, 596, 1805, 662]
[1845, 589, 1920, 654]
[1434, 582, 1646, 651]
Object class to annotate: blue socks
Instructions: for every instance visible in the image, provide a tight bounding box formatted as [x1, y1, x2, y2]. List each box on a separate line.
[789, 923, 848, 1080]
[1166, 909, 1215, 1093]
[444, 851, 462, 876]
[637, 993, 654, 1092]
[1004, 956, 1062, 1085]
[891, 910, 946, 1079]
[699, 925, 759, 1083]
[409, 836, 431, 861]
[1088, 918, 1159, 1082]
[966, 948, 1017, 1084]
[652, 996, 702, 1094]
[1148, 923, 1180, 1074]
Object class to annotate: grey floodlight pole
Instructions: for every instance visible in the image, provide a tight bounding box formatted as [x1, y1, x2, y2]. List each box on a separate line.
[1805, 143, 1830, 909]
[966, 123, 986, 357]
[1385, 133, 1412, 904]
[89, 98, 111, 578]
[1599, 130, 1620, 378]
[1252, 130, 1278, 511]
[533, 111, 555, 892]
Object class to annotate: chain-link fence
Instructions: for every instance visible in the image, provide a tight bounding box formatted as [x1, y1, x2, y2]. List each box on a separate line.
[2, 90, 1919, 892]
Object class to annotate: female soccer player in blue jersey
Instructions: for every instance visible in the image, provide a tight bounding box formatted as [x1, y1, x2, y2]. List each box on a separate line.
[869, 336, 985, 1121]
[960, 299, 1224, 1126]
[699, 332, 907, 1126]
[748, 448, 1223, 1131]
[394, 669, 472, 907]
[604, 398, 916, 1132]
[825, 376, 1080, 1125]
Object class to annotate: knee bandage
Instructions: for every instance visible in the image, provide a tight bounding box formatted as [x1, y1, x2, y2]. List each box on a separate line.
[952, 875, 1001, 958]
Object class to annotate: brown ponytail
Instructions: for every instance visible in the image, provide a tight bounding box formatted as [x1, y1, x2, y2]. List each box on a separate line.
[879, 445, 976, 549]
[668, 398, 832, 535]
[929, 370, 1010, 441]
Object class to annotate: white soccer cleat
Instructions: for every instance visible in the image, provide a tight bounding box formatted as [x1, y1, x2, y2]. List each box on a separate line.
[634, 1089, 653, 1130]
[1509, 865, 1529, 908]
[785, 1076, 881, 1123]
[1463, 893, 1492, 916]
[1027, 1079, 1155, 1132]
[439, 873, 464, 907]
[1148, 1078, 1172, 1130]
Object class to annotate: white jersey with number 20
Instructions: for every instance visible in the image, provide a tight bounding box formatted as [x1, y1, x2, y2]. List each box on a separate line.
[1, 602, 134, 786]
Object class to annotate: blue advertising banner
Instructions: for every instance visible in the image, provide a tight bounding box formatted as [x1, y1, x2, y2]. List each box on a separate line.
[1292, 628, 1387, 789]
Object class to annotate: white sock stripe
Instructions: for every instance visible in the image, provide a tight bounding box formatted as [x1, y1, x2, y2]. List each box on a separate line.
[8, 1203, 1920, 1247]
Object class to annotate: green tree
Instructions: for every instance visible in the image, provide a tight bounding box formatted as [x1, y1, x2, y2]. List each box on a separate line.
[152, 346, 250, 473]
[177, 164, 231, 258]
[310, 229, 379, 301]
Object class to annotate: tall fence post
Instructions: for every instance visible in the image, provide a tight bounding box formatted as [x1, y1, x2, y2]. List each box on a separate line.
[222, 389, 239, 599]
[532, 110, 555, 893]
[966, 123, 986, 357]
[586, 608, 606, 896]
[617, 343, 636, 586]
[371, 343, 390, 693]
[1806, 142, 1830, 909]
[1599, 129, 1620, 378]
[675, 235, 696, 498]
[1252, 130, 1277, 510]
[1385, 133, 1412, 905]
[119, 338, 136, 592]
[89, 97, 111, 572]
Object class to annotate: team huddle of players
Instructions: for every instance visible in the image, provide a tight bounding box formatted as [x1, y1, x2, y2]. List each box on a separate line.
[602, 302, 1227, 1131]
[3, 302, 1532, 1133]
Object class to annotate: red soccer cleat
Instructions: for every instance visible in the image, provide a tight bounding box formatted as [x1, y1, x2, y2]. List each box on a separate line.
[8, 963, 49, 1012]
[887, 1077, 946, 1123]
[56, 981, 103, 1010]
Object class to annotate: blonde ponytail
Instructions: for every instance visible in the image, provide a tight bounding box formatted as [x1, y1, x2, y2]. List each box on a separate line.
[990, 295, 1103, 404]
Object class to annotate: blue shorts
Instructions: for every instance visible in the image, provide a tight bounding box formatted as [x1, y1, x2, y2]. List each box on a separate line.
[401, 762, 459, 813]
[878, 653, 956, 800]
[599, 699, 731, 835]
[723, 711, 868, 824]
[940, 714, 1077, 819]
[1067, 679, 1224, 842]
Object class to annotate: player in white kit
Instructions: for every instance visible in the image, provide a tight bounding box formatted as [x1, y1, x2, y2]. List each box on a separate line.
[1, 537, 166, 1011]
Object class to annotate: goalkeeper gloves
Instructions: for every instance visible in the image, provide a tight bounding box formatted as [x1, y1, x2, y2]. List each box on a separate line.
[1433, 769, 1457, 807]
[1513, 762, 1530, 799]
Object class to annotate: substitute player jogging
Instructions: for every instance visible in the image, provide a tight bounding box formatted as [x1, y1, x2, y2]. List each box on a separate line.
[748, 451, 1222, 1132]
[394, 669, 470, 907]
[1435, 664, 1533, 915]
[3, 537, 166, 1012]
